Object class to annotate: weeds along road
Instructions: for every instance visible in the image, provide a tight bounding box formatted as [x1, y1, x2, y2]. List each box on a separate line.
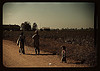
[3, 40, 89, 68]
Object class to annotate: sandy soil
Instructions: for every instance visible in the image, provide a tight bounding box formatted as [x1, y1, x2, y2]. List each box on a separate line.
[3, 40, 89, 68]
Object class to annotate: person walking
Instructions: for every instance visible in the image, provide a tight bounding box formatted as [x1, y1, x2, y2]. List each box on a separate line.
[32, 30, 40, 54]
[17, 32, 25, 54]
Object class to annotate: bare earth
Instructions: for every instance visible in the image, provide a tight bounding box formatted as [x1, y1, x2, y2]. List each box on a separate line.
[3, 40, 89, 68]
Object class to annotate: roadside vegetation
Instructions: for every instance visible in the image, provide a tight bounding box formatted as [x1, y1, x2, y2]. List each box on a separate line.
[3, 28, 97, 66]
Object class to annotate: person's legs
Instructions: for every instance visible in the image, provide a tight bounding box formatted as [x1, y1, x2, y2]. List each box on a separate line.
[61, 57, 64, 63]
[19, 48, 21, 53]
[35, 48, 37, 54]
[21, 47, 23, 53]
[22, 44, 25, 54]
[22, 47, 25, 54]
[19, 47, 22, 55]
[64, 57, 67, 63]
[37, 47, 40, 54]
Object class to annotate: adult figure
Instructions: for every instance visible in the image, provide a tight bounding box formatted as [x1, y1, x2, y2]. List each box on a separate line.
[17, 32, 25, 54]
[32, 30, 40, 54]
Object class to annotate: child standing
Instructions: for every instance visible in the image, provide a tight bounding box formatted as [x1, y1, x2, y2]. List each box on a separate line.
[61, 46, 67, 63]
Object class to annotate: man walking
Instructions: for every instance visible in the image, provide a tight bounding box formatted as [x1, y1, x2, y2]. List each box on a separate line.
[32, 30, 40, 54]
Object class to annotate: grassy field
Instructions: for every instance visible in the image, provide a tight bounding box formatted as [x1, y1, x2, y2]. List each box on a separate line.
[3, 29, 97, 66]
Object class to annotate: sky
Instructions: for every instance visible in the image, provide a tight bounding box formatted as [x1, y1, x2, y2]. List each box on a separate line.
[3, 2, 94, 29]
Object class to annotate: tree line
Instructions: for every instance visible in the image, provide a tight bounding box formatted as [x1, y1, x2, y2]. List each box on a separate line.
[3, 21, 94, 31]
[21, 21, 37, 31]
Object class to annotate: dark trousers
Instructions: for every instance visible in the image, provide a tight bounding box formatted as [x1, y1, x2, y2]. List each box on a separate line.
[34, 47, 40, 54]
[19, 47, 25, 54]
[62, 57, 67, 63]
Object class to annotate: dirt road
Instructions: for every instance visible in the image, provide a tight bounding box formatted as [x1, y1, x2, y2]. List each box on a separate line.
[3, 40, 89, 67]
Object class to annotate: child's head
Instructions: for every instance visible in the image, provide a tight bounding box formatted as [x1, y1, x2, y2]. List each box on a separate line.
[61, 46, 66, 50]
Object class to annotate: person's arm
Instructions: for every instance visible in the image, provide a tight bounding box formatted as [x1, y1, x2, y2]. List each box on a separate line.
[32, 35, 35, 39]
[17, 36, 20, 45]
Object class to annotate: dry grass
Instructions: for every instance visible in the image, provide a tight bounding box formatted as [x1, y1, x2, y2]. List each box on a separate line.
[3, 29, 97, 66]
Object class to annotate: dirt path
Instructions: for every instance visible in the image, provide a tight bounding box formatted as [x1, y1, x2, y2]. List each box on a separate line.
[3, 40, 89, 67]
